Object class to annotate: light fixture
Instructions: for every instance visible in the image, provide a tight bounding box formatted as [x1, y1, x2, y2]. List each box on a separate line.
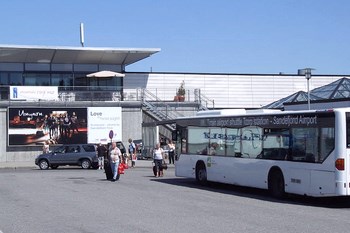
[298, 68, 314, 110]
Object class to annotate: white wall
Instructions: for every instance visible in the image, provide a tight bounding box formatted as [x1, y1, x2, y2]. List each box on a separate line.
[125, 73, 345, 109]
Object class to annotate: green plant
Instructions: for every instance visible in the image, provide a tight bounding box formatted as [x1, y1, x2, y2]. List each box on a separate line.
[177, 81, 186, 96]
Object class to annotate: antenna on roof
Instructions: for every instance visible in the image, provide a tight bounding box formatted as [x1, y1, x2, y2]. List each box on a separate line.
[80, 23, 85, 47]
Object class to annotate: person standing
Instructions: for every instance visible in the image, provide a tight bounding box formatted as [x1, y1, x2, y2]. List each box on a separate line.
[153, 143, 164, 177]
[62, 114, 71, 138]
[109, 142, 121, 182]
[97, 143, 107, 170]
[70, 112, 79, 134]
[128, 138, 136, 168]
[167, 140, 175, 164]
[42, 140, 50, 154]
[47, 114, 55, 139]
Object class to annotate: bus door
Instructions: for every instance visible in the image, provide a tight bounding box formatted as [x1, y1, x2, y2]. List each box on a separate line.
[335, 111, 350, 195]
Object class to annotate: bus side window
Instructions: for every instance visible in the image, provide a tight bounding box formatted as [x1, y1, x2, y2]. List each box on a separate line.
[285, 148, 293, 161]
[305, 153, 315, 162]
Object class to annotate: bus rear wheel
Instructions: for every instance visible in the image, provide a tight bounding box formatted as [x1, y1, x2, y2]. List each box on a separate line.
[268, 169, 285, 198]
[196, 163, 207, 185]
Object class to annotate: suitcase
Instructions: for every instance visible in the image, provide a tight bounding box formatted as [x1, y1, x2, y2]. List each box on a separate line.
[153, 165, 157, 176]
[104, 160, 113, 180]
[153, 161, 166, 177]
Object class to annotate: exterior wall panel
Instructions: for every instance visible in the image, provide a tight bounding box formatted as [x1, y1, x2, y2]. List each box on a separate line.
[134, 73, 345, 109]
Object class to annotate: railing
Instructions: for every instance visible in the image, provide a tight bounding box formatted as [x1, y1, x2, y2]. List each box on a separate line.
[194, 88, 215, 110]
[0, 85, 215, 107]
[141, 88, 184, 120]
[58, 90, 122, 102]
[0, 86, 123, 102]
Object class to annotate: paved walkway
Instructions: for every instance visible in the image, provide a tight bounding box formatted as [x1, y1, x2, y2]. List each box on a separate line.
[0, 160, 173, 169]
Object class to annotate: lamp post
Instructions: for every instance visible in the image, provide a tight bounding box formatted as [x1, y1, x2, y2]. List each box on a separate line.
[298, 68, 314, 110]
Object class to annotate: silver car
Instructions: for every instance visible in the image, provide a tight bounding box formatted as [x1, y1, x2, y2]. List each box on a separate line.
[35, 144, 98, 170]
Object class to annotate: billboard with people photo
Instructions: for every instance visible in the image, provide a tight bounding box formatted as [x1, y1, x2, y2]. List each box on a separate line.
[8, 107, 123, 147]
[8, 107, 88, 146]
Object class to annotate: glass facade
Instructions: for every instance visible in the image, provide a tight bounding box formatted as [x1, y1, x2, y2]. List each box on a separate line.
[0, 71, 122, 89]
[0, 63, 124, 101]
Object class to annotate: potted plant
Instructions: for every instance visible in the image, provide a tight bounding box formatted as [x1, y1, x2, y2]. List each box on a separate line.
[174, 80, 186, 102]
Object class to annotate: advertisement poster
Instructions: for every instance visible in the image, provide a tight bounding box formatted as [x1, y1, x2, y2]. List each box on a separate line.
[10, 86, 58, 101]
[8, 107, 88, 146]
[87, 107, 122, 144]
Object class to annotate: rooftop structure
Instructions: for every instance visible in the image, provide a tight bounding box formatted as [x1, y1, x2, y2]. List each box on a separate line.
[264, 77, 350, 109]
[0, 44, 160, 68]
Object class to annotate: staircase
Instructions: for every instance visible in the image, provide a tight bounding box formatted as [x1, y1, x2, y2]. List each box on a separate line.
[141, 89, 184, 131]
[140, 88, 215, 130]
[194, 89, 215, 111]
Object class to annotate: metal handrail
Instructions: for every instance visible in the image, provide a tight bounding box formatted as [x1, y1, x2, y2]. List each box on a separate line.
[194, 89, 215, 110]
[141, 88, 184, 121]
[0, 85, 215, 110]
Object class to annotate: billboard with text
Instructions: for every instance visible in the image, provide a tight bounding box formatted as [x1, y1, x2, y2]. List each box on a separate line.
[10, 86, 58, 101]
[87, 107, 122, 144]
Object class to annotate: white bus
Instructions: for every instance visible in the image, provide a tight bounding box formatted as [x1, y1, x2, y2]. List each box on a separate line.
[173, 108, 350, 198]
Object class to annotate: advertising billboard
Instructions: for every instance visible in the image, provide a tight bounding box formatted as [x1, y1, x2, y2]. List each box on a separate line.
[8, 107, 88, 146]
[87, 107, 122, 144]
[8, 107, 123, 146]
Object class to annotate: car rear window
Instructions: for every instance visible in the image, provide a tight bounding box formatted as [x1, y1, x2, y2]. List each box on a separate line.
[82, 145, 96, 152]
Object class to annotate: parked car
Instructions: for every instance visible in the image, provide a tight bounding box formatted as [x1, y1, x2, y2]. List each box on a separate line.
[35, 144, 98, 170]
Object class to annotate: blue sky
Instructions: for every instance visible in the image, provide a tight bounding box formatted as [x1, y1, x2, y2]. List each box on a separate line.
[1, 0, 349, 75]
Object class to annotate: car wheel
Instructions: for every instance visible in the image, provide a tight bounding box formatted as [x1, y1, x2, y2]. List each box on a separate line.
[81, 159, 91, 169]
[39, 159, 49, 170]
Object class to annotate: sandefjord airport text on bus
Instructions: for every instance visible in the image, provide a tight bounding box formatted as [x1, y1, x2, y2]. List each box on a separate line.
[172, 108, 350, 198]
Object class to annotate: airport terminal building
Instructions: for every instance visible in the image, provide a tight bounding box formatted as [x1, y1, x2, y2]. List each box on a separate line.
[0, 45, 348, 163]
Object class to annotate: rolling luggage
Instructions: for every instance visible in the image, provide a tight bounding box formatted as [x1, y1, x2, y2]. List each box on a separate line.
[104, 160, 113, 180]
[153, 165, 157, 176]
[153, 161, 167, 177]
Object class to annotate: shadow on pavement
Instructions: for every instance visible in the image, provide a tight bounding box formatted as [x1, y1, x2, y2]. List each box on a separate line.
[151, 177, 350, 209]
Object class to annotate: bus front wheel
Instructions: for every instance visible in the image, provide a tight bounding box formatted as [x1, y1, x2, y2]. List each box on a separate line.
[196, 163, 207, 185]
[268, 169, 285, 198]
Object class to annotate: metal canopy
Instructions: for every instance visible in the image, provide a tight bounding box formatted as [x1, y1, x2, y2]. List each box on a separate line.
[0, 45, 160, 65]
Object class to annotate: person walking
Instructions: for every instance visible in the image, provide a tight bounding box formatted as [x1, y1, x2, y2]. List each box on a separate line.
[153, 143, 164, 177]
[97, 143, 107, 170]
[167, 140, 175, 164]
[109, 142, 122, 182]
[128, 138, 136, 168]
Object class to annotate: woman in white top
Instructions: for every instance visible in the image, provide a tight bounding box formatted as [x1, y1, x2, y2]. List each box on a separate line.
[167, 140, 175, 164]
[153, 143, 164, 177]
[109, 142, 121, 182]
